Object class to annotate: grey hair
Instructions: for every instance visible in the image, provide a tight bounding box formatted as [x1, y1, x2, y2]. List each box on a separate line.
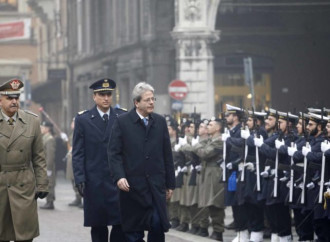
[132, 82, 154, 103]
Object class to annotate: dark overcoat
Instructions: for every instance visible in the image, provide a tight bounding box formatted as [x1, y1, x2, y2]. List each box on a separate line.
[108, 108, 176, 233]
[72, 105, 125, 227]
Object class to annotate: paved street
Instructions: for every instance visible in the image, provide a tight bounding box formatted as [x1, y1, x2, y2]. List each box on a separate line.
[34, 172, 297, 242]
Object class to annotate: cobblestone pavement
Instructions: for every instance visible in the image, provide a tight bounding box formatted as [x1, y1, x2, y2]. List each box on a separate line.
[34, 172, 297, 242]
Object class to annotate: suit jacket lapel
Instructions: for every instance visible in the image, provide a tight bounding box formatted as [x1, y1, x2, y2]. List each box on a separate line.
[0, 112, 12, 139]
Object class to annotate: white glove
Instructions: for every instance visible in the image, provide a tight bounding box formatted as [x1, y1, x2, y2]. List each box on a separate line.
[222, 132, 230, 142]
[275, 139, 285, 149]
[288, 145, 297, 156]
[260, 166, 270, 178]
[181, 166, 188, 173]
[280, 176, 288, 182]
[174, 143, 181, 151]
[241, 129, 250, 139]
[260, 170, 269, 178]
[306, 182, 315, 190]
[60, 132, 69, 142]
[302, 146, 311, 156]
[254, 136, 264, 147]
[195, 165, 202, 172]
[226, 163, 233, 170]
[244, 162, 255, 171]
[191, 136, 199, 146]
[321, 141, 330, 153]
[179, 136, 187, 146]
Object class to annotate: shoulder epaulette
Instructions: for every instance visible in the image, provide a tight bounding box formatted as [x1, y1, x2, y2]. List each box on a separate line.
[24, 110, 38, 117]
[116, 107, 127, 112]
[78, 110, 88, 115]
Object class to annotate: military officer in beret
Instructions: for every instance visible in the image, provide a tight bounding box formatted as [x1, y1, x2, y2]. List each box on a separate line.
[39, 121, 56, 210]
[0, 78, 49, 242]
[72, 78, 126, 242]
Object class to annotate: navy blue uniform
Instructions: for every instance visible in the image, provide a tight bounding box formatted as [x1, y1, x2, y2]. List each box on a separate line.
[72, 106, 126, 228]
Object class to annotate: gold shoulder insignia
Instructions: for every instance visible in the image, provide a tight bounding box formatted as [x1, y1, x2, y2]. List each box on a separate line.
[78, 110, 88, 115]
[24, 110, 38, 117]
[116, 107, 127, 112]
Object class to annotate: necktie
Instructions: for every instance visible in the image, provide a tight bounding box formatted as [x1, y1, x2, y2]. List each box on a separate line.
[143, 117, 148, 126]
[103, 114, 109, 123]
[8, 118, 14, 126]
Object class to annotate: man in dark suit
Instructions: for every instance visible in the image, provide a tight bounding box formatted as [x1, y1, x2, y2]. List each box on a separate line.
[72, 78, 126, 242]
[108, 82, 176, 242]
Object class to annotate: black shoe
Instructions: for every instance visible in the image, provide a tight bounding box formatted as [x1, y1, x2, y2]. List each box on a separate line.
[68, 198, 82, 207]
[176, 223, 189, 232]
[224, 221, 236, 230]
[197, 227, 209, 237]
[170, 218, 180, 229]
[188, 225, 200, 234]
[40, 201, 54, 210]
[210, 231, 223, 241]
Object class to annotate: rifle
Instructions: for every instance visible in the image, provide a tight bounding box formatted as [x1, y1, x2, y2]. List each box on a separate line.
[288, 113, 296, 203]
[240, 109, 249, 183]
[188, 152, 201, 186]
[222, 127, 229, 182]
[319, 141, 327, 203]
[253, 108, 262, 192]
[273, 111, 283, 198]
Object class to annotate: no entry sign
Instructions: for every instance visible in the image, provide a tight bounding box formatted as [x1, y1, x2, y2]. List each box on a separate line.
[168, 80, 188, 100]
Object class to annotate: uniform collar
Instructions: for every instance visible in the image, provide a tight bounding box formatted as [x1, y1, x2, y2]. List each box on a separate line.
[1, 110, 17, 122]
[96, 106, 110, 118]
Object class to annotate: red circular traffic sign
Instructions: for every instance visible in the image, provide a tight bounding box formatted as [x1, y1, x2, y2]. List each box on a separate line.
[168, 80, 188, 100]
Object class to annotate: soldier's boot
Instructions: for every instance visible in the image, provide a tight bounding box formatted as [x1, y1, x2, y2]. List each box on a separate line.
[249, 231, 263, 242]
[210, 231, 223, 241]
[176, 223, 189, 232]
[232, 230, 249, 242]
[197, 227, 209, 237]
[170, 218, 180, 229]
[68, 195, 82, 207]
[225, 221, 236, 230]
[279, 235, 292, 242]
[271, 233, 280, 242]
[188, 225, 200, 234]
[40, 201, 54, 210]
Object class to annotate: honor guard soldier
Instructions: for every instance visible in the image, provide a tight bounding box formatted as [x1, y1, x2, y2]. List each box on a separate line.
[0, 78, 49, 242]
[72, 78, 126, 242]
[40, 121, 56, 210]
[221, 104, 245, 241]
[294, 112, 328, 241]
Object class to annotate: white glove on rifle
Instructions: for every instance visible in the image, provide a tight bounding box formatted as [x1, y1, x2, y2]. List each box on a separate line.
[321, 141, 330, 153]
[275, 139, 285, 149]
[195, 165, 202, 172]
[174, 143, 181, 152]
[244, 162, 255, 171]
[222, 132, 230, 142]
[241, 129, 250, 140]
[254, 136, 264, 147]
[288, 145, 297, 156]
[180, 166, 188, 173]
[302, 146, 311, 156]
[191, 136, 199, 146]
[226, 162, 233, 170]
[179, 136, 187, 146]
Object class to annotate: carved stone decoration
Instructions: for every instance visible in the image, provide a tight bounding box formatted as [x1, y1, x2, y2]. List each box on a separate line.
[184, 0, 201, 22]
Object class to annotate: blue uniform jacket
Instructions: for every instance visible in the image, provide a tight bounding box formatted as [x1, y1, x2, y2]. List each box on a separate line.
[72, 105, 126, 227]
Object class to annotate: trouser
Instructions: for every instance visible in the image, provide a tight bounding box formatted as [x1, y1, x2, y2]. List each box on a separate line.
[190, 204, 199, 227]
[179, 205, 190, 224]
[246, 203, 264, 232]
[265, 203, 291, 236]
[293, 208, 314, 241]
[47, 183, 55, 203]
[124, 203, 164, 242]
[232, 204, 248, 231]
[71, 180, 82, 199]
[91, 225, 125, 242]
[168, 201, 180, 221]
[314, 218, 330, 242]
[195, 206, 210, 229]
[209, 205, 225, 233]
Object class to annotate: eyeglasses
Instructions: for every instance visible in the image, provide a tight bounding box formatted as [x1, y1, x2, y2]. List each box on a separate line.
[142, 97, 156, 103]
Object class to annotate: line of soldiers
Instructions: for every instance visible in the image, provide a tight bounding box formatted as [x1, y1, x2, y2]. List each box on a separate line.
[166, 104, 330, 242]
